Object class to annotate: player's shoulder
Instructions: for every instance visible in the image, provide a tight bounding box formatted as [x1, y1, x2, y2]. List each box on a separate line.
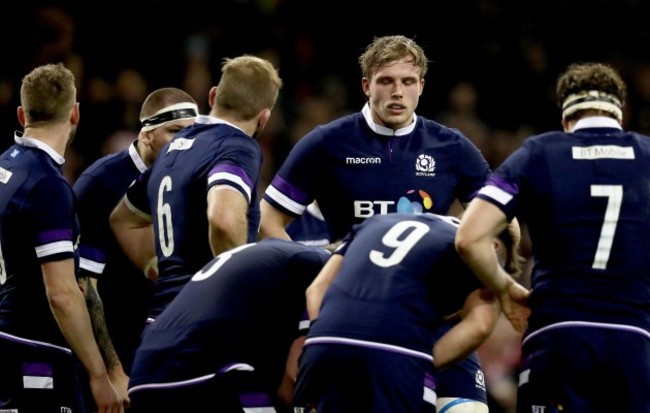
[306, 112, 364, 141]
[366, 212, 459, 232]
[78, 148, 131, 179]
[417, 116, 474, 142]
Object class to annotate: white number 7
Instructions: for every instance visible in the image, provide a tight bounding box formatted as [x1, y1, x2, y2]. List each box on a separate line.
[591, 185, 622, 270]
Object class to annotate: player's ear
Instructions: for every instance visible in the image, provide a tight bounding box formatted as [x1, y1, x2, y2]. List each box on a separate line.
[258, 108, 271, 130]
[17, 106, 26, 127]
[362, 78, 370, 97]
[70, 102, 80, 126]
[208, 87, 218, 109]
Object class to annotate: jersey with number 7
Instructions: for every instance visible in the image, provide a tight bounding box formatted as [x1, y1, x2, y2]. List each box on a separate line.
[476, 125, 650, 334]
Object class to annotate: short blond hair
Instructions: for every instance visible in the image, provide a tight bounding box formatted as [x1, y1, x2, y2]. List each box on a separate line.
[358, 35, 429, 80]
[20, 63, 76, 126]
[215, 55, 283, 121]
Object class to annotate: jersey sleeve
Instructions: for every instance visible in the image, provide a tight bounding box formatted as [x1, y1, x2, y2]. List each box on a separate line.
[455, 132, 492, 204]
[125, 168, 152, 218]
[73, 172, 109, 277]
[206, 135, 262, 205]
[28, 176, 77, 263]
[263, 129, 324, 217]
[476, 141, 532, 221]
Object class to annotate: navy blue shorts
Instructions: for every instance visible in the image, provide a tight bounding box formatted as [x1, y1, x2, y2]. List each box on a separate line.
[0, 331, 85, 413]
[517, 324, 650, 413]
[129, 368, 281, 413]
[435, 351, 487, 403]
[295, 343, 436, 413]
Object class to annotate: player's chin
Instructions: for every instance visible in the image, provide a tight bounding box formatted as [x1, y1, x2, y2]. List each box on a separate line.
[382, 111, 411, 128]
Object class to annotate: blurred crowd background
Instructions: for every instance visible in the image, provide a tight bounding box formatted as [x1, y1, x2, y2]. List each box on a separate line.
[3, 1, 650, 411]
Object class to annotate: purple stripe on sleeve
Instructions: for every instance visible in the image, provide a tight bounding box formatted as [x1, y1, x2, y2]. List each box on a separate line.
[209, 164, 253, 189]
[239, 392, 273, 408]
[487, 175, 519, 195]
[36, 229, 73, 245]
[270, 175, 310, 205]
[79, 245, 106, 263]
[23, 362, 53, 376]
[424, 371, 436, 389]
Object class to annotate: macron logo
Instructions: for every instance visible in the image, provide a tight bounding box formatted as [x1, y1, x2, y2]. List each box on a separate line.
[346, 157, 381, 165]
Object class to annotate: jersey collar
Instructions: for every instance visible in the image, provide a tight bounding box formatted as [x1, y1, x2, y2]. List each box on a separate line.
[573, 116, 622, 132]
[14, 131, 65, 165]
[128, 140, 147, 173]
[362, 103, 417, 136]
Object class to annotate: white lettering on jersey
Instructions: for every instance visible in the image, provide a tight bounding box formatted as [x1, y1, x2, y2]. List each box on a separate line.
[0, 167, 12, 184]
[166, 138, 195, 153]
[346, 157, 381, 164]
[572, 145, 634, 160]
[354, 200, 394, 218]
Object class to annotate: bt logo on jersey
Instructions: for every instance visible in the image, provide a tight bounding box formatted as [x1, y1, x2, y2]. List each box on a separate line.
[397, 189, 433, 213]
[354, 200, 395, 218]
[354, 189, 433, 218]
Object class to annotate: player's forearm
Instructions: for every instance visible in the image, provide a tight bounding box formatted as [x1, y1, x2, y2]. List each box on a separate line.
[433, 316, 489, 371]
[457, 242, 513, 296]
[209, 217, 248, 257]
[455, 198, 514, 295]
[116, 226, 156, 272]
[306, 255, 342, 319]
[110, 200, 155, 272]
[433, 290, 499, 370]
[258, 222, 291, 241]
[80, 277, 125, 375]
[48, 287, 109, 379]
[259, 199, 293, 240]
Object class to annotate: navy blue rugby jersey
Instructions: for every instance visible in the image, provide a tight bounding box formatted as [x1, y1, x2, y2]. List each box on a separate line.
[125, 116, 263, 317]
[476, 117, 650, 333]
[286, 202, 333, 247]
[128, 238, 330, 389]
[264, 104, 490, 240]
[73, 140, 153, 370]
[307, 213, 482, 360]
[0, 133, 80, 347]
[74, 141, 147, 280]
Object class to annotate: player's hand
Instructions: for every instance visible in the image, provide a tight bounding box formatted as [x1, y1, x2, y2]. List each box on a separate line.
[498, 281, 531, 332]
[89, 375, 124, 413]
[108, 368, 131, 409]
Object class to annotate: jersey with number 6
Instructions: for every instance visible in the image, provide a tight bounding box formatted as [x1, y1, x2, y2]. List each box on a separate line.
[308, 213, 483, 357]
[125, 117, 262, 318]
[476, 122, 650, 334]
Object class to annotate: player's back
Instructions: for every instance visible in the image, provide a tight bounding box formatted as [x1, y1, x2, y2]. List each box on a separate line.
[512, 128, 650, 330]
[129, 238, 330, 387]
[145, 121, 263, 316]
[0, 143, 77, 345]
[309, 213, 481, 355]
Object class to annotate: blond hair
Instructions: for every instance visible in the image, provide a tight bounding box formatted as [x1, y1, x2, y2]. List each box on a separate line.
[20, 63, 76, 126]
[215, 55, 283, 121]
[358, 35, 429, 80]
